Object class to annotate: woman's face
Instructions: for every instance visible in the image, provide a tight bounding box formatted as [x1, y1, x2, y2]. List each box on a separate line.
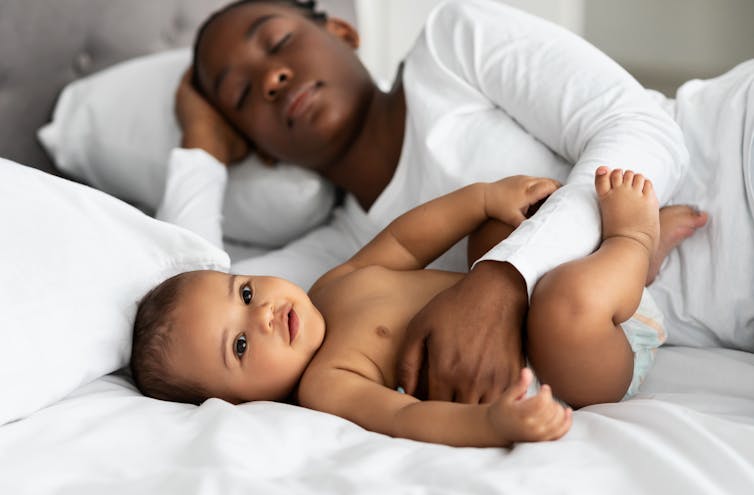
[195, 3, 374, 172]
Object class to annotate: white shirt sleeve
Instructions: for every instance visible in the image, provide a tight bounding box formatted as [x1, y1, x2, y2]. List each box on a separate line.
[156, 148, 227, 249]
[428, 0, 689, 296]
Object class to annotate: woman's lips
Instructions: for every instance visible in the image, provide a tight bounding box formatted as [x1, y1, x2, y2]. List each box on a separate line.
[288, 309, 299, 345]
[285, 82, 319, 123]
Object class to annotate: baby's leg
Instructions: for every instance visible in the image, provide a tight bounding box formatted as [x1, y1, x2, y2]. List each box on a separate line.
[527, 168, 659, 408]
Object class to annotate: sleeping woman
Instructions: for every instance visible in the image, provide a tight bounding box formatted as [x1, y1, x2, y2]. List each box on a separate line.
[156, 0, 753, 411]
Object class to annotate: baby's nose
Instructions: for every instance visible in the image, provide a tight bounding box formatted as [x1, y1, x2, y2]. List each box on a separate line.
[253, 302, 275, 334]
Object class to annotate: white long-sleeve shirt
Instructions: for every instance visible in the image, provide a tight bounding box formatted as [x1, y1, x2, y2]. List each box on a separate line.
[369, 0, 688, 295]
[159, 0, 688, 298]
[156, 147, 227, 249]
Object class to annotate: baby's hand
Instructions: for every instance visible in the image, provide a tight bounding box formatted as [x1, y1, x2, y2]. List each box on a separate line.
[486, 368, 572, 445]
[484, 176, 560, 227]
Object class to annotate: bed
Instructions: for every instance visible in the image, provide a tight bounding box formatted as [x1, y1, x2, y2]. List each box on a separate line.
[1, 1, 753, 494]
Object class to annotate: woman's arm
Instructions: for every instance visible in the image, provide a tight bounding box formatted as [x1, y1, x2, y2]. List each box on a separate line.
[311, 176, 557, 293]
[155, 148, 227, 249]
[298, 366, 571, 448]
[175, 68, 249, 165]
[155, 68, 247, 249]
[421, 0, 689, 295]
[467, 220, 515, 270]
[397, 0, 688, 404]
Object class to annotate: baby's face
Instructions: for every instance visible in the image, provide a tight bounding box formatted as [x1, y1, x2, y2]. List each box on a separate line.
[167, 270, 325, 403]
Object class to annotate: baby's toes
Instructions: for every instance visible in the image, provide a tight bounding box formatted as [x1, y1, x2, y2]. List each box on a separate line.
[642, 177, 655, 197]
[631, 173, 646, 191]
[594, 166, 611, 196]
[610, 168, 624, 188]
[622, 170, 635, 188]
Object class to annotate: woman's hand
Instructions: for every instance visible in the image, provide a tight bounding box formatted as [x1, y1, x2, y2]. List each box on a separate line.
[487, 368, 572, 444]
[175, 67, 250, 165]
[398, 260, 528, 404]
[484, 176, 561, 227]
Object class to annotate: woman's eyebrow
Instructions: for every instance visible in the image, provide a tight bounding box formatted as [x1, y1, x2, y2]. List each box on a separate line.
[245, 14, 279, 40]
[228, 274, 238, 298]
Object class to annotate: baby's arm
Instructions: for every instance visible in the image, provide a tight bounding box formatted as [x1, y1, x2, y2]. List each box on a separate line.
[299, 367, 571, 448]
[312, 176, 558, 292]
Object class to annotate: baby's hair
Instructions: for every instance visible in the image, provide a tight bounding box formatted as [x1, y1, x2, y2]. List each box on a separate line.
[191, 0, 329, 93]
[130, 271, 209, 405]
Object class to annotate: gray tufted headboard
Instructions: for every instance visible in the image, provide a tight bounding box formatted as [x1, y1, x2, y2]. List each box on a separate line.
[0, 0, 355, 175]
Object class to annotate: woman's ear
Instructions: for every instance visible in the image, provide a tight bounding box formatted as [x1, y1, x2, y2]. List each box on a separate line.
[325, 17, 360, 49]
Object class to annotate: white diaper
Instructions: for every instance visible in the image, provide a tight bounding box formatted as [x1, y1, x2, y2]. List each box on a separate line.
[527, 288, 666, 402]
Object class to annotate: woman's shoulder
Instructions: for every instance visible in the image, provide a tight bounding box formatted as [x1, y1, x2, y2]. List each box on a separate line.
[417, 0, 524, 60]
[426, 0, 512, 27]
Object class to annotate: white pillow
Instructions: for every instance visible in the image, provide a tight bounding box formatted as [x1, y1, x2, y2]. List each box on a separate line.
[38, 49, 336, 248]
[0, 158, 229, 425]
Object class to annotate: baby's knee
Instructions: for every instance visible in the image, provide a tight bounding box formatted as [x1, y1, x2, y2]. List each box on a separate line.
[527, 271, 633, 407]
[529, 266, 604, 334]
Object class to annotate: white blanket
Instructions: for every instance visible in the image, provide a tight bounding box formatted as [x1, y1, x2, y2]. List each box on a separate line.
[1, 346, 752, 494]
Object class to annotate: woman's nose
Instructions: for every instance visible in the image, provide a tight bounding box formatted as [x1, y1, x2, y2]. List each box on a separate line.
[263, 67, 293, 101]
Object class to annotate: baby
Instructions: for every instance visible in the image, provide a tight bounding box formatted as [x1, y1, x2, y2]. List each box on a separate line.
[131, 168, 674, 447]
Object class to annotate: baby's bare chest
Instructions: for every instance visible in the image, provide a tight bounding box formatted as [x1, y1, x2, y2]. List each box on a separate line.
[311, 267, 462, 388]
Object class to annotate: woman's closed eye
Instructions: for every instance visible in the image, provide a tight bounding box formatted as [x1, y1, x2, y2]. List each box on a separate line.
[235, 83, 251, 111]
[231, 32, 291, 109]
[234, 334, 248, 359]
[269, 33, 292, 54]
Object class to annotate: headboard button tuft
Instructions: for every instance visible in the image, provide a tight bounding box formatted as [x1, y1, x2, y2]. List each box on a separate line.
[73, 52, 93, 75]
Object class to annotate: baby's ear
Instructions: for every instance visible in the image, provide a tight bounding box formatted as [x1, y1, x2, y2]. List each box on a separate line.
[325, 17, 360, 49]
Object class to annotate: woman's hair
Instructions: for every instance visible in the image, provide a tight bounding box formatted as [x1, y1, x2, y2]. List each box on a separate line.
[191, 0, 329, 92]
[130, 271, 209, 405]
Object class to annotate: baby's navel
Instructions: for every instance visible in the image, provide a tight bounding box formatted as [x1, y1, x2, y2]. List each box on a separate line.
[375, 325, 391, 338]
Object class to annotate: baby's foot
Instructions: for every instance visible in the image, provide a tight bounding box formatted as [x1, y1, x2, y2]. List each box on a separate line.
[594, 167, 660, 258]
[646, 205, 708, 284]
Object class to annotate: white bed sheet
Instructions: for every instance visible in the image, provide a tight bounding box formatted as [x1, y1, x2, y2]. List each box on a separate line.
[1, 346, 752, 494]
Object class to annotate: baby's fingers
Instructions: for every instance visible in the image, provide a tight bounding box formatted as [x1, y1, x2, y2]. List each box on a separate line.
[539, 404, 572, 441]
[518, 385, 564, 427]
[549, 407, 573, 440]
[539, 398, 571, 439]
[526, 178, 560, 203]
[517, 178, 560, 222]
[504, 367, 534, 402]
[532, 386, 572, 441]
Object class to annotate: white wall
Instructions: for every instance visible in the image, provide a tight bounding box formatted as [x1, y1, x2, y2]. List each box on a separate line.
[584, 0, 754, 95]
[355, 0, 754, 95]
[355, 0, 443, 83]
[355, 0, 585, 83]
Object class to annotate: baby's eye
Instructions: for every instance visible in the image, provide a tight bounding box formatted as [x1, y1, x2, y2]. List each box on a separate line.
[235, 334, 248, 358]
[241, 284, 253, 305]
